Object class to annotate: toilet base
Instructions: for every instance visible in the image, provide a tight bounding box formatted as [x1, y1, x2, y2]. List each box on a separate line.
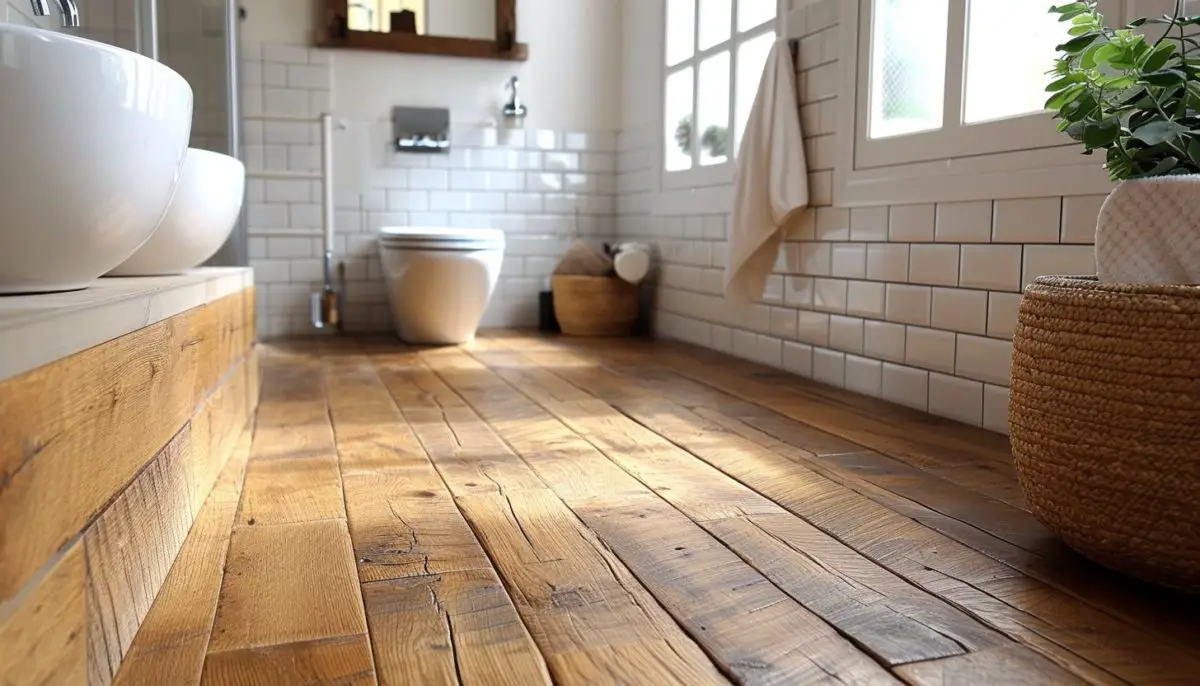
[393, 327, 476, 347]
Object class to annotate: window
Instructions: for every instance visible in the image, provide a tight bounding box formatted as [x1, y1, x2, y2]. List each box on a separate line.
[663, 0, 777, 185]
[837, 0, 1125, 205]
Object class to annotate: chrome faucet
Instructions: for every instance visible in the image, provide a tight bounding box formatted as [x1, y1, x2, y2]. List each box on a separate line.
[29, 0, 80, 28]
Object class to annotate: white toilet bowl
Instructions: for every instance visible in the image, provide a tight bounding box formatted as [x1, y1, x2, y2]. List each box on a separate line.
[378, 226, 505, 345]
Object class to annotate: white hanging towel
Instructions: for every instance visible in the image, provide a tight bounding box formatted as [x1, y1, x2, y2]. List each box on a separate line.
[724, 39, 810, 302]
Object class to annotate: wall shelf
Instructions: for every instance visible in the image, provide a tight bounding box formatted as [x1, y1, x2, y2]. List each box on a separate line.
[316, 30, 528, 62]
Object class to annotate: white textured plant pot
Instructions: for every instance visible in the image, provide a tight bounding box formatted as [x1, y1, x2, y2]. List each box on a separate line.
[1097, 176, 1200, 284]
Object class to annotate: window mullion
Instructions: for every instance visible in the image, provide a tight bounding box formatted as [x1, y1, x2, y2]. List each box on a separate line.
[942, 0, 968, 133]
[691, 0, 703, 168]
[728, 0, 739, 160]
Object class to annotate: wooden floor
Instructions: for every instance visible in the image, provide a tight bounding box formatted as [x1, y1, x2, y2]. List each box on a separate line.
[112, 332, 1200, 685]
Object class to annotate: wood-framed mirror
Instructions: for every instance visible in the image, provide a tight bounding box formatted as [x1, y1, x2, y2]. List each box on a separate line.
[316, 0, 527, 61]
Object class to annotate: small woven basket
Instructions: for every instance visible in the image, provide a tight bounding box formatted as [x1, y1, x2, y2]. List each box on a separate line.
[1010, 276, 1200, 592]
[552, 275, 638, 337]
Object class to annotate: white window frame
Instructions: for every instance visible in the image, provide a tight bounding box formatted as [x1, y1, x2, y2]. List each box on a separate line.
[660, 0, 779, 190]
[833, 0, 1124, 207]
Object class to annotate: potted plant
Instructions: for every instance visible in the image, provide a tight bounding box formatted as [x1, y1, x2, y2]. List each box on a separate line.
[1046, 0, 1200, 282]
[1007, 0, 1200, 592]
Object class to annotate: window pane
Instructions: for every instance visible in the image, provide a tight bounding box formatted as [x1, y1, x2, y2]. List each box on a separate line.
[698, 0, 732, 50]
[737, 0, 775, 32]
[665, 68, 695, 171]
[964, 1, 1068, 123]
[698, 51, 732, 165]
[735, 31, 774, 151]
[869, 0, 949, 138]
[667, 0, 696, 66]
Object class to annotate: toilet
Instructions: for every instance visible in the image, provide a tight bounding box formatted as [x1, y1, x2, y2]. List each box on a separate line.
[378, 226, 506, 345]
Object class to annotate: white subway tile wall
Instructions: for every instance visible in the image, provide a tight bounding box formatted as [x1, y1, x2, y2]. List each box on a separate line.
[245, 45, 618, 339]
[615, 0, 1109, 433]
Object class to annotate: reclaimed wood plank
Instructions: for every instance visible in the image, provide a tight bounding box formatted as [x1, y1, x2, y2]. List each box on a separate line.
[0, 292, 253, 602]
[85, 425, 197, 685]
[236, 355, 344, 527]
[370, 355, 730, 685]
[112, 428, 252, 686]
[460, 349, 998, 668]
[202, 635, 375, 686]
[0, 545, 87, 685]
[206, 519, 368, 653]
[539, 338, 1200, 656]
[319, 349, 550, 684]
[324, 354, 494, 582]
[362, 569, 552, 686]
[896, 645, 1088, 685]
[413, 350, 899, 684]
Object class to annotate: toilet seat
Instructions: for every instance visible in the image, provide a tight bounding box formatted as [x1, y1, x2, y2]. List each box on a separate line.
[379, 226, 505, 251]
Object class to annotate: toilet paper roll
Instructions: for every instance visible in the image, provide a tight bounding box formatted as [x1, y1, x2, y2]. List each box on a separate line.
[613, 247, 650, 284]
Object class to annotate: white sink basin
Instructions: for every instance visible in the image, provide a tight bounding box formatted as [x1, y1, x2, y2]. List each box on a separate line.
[109, 149, 245, 276]
[0, 24, 193, 294]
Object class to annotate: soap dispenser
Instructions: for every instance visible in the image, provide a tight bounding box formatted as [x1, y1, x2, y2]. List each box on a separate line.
[502, 76, 528, 130]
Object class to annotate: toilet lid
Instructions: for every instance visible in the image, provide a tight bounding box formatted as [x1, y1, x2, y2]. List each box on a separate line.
[379, 226, 505, 251]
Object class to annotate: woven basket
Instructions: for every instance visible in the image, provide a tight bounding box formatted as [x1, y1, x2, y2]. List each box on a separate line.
[552, 275, 638, 337]
[1010, 276, 1200, 592]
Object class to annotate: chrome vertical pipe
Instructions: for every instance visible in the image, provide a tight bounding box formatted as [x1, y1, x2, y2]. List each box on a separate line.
[133, 0, 158, 59]
[224, 0, 246, 267]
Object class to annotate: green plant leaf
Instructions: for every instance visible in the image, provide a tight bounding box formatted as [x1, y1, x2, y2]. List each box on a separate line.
[1082, 117, 1122, 148]
[1142, 69, 1188, 86]
[1057, 32, 1101, 54]
[1045, 83, 1088, 110]
[1141, 42, 1177, 72]
[1185, 137, 1200, 168]
[1136, 156, 1180, 177]
[1132, 120, 1189, 146]
[1046, 73, 1084, 92]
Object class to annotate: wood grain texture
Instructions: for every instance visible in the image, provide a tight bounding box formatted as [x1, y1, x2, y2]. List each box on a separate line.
[324, 355, 494, 582]
[202, 635, 375, 686]
[86, 426, 197, 686]
[206, 519, 368, 654]
[377, 364, 729, 686]
[318, 348, 550, 685]
[236, 353, 344, 527]
[0, 545, 87, 685]
[69, 332, 1200, 685]
[363, 570, 551, 686]
[0, 290, 254, 602]
[416, 350, 899, 684]
[188, 355, 257, 517]
[522, 338, 1200, 652]
[459, 348, 999, 665]
[896, 645, 1088, 685]
[542, 354, 1198, 684]
[112, 429, 252, 686]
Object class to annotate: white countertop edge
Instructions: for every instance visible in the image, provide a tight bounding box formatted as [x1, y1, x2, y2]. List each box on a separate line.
[0, 267, 254, 383]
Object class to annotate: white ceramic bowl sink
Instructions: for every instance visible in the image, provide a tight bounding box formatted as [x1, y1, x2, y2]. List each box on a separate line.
[0, 24, 193, 294]
[109, 149, 246, 276]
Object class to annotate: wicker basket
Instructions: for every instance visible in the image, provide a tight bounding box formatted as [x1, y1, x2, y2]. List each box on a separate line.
[1010, 276, 1200, 592]
[552, 275, 638, 337]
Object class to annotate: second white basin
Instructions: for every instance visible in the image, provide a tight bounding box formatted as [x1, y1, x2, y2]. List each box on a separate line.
[109, 149, 246, 276]
[0, 24, 193, 293]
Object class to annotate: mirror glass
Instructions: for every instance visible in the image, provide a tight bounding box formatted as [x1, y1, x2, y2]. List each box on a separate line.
[346, 0, 496, 41]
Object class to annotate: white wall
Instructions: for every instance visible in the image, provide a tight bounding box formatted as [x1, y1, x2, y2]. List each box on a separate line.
[242, 0, 620, 131]
[616, 0, 1108, 434]
[240, 0, 623, 337]
[2, 0, 57, 27]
